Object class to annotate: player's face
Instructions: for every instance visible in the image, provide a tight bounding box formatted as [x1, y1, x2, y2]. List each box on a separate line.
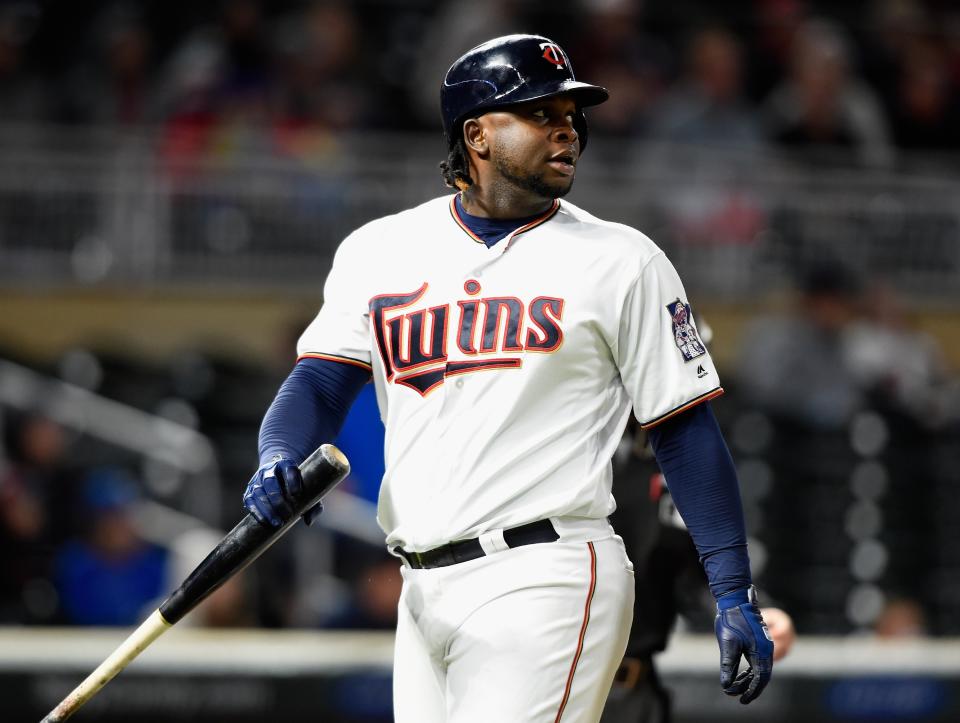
[482, 95, 581, 200]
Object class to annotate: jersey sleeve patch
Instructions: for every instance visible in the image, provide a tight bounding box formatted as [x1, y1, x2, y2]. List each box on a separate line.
[666, 299, 706, 362]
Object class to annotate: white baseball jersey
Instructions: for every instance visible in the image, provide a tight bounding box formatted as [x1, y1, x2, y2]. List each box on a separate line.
[298, 194, 721, 552]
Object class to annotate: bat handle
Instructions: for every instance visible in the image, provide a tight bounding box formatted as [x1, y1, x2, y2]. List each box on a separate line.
[40, 444, 350, 722]
[40, 610, 171, 722]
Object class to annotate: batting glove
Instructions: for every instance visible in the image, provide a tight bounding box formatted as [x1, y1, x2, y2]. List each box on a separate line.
[243, 455, 323, 527]
[715, 586, 774, 704]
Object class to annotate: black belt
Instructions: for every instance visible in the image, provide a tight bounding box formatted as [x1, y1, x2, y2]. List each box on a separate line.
[394, 519, 559, 569]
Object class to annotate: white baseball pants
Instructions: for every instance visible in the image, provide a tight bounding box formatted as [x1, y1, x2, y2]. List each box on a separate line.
[393, 520, 634, 722]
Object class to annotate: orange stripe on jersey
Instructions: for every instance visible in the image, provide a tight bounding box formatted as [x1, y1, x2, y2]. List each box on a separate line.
[448, 195, 560, 246]
[505, 199, 560, 248]
[296, 353, 373, 372]
[639, 387, 724, 430]
[554, 541, 597, 723]
[449, 195, 486, 245]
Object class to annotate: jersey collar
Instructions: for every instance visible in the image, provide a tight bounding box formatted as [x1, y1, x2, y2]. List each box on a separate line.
[448, 194, 560, 249]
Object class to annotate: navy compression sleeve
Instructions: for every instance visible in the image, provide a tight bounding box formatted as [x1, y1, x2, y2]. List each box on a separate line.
[648, 402, 752, 599]
[258, 357, 370, 465]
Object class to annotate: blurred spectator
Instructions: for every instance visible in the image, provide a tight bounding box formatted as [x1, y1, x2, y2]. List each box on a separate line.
[269, 0, 372, 171]
[736, 263, 863, 429]
[888, 38, 960, 153]
[156, 32, 227, 171]
[218, 0, 272, 102]
[648, 26, 764, 149]
[861, 0, 932, 104]
[157, 0, 273, 167]
[0, 3, 45, 125]
[860, 0, 960, 158]
[54, 468, 169, 626]
[873, 596, 928, 638]
[744, 0, 808, 101]
[639, 26, 768, 252]
[844, 282, 959, 426]
[272, 1, 370, 134]
[323, 553, 401, 630]
[197, 574, 253, 626]
[565, 0, 673, 137]
[57, 5, 158, 126]
[0, 413, 72, 623]
[763, 18, 893, 167]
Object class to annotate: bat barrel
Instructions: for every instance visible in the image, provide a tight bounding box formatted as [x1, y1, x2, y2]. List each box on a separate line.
[160, 444, 349, 624]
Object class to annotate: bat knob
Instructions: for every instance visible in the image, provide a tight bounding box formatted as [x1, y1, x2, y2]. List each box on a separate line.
[324, 443, 349, 469]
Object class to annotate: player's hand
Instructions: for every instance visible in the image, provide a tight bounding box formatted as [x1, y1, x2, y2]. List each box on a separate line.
[243, 455, 322, 527]
[714, 586, 774, 704]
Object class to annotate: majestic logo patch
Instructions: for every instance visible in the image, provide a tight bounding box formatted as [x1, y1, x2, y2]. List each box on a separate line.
[666, 299, 706, 362]
[539, 42, 565, 70]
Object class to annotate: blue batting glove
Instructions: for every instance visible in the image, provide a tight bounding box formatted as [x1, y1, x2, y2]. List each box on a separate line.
[715, 586, 774, 704]
[243, 455, 322, 527]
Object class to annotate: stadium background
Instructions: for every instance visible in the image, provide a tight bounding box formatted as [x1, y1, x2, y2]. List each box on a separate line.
[1, 0, 958, 720]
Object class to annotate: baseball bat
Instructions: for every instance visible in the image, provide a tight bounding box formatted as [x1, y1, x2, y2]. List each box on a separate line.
[40, 443, 350, 723]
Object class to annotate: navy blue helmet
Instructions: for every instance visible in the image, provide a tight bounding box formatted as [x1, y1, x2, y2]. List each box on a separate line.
[441, 34, 609, 152]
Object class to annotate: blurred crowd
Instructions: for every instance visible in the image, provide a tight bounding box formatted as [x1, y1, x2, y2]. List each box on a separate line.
[2, 0, 960, 638]
[2, 259, 958, 635]
[0, 0, 958, 168]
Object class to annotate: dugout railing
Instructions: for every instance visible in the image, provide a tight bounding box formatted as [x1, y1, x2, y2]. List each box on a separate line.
[3, 625, 959, 722]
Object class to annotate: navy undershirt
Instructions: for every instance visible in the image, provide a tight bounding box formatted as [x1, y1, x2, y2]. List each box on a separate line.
[259, 362, 751, 598]
[648, 403, 751, 598]
[258, 357, 369, 464]
[454, 194, 546, 247]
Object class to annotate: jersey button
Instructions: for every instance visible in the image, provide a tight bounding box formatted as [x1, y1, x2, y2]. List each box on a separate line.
[455, 379, 464, 389]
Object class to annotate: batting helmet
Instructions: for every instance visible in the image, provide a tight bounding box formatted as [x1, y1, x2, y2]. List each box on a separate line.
[441, 34, 609, 152]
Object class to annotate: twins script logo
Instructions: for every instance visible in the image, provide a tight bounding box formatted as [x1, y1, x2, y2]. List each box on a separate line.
[370, 280, 564, 396]
[539, 42, 566, 70]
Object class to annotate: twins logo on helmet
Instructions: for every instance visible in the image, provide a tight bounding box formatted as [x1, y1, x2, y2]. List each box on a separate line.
[540, 42, 566, 69]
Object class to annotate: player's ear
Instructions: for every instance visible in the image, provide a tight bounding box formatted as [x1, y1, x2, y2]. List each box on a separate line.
[463, 118, 488, 157]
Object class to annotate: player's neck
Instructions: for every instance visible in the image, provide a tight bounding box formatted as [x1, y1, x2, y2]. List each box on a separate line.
[459, 185, 554, 220]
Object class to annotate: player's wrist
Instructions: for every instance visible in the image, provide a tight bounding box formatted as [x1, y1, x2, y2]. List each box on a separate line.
[259, 451, 289, 469]
[716, 585, 756, 611]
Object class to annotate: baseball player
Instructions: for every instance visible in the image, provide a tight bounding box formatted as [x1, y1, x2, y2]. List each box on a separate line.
[243, 34, 773, 722]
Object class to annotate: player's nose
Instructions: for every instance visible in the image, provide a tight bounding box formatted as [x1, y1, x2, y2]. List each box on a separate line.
[553, 122, 578, 146]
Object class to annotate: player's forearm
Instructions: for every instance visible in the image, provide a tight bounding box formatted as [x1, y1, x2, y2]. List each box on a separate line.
[648, 402, 752, 598]
[258, 357, 369, 464]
